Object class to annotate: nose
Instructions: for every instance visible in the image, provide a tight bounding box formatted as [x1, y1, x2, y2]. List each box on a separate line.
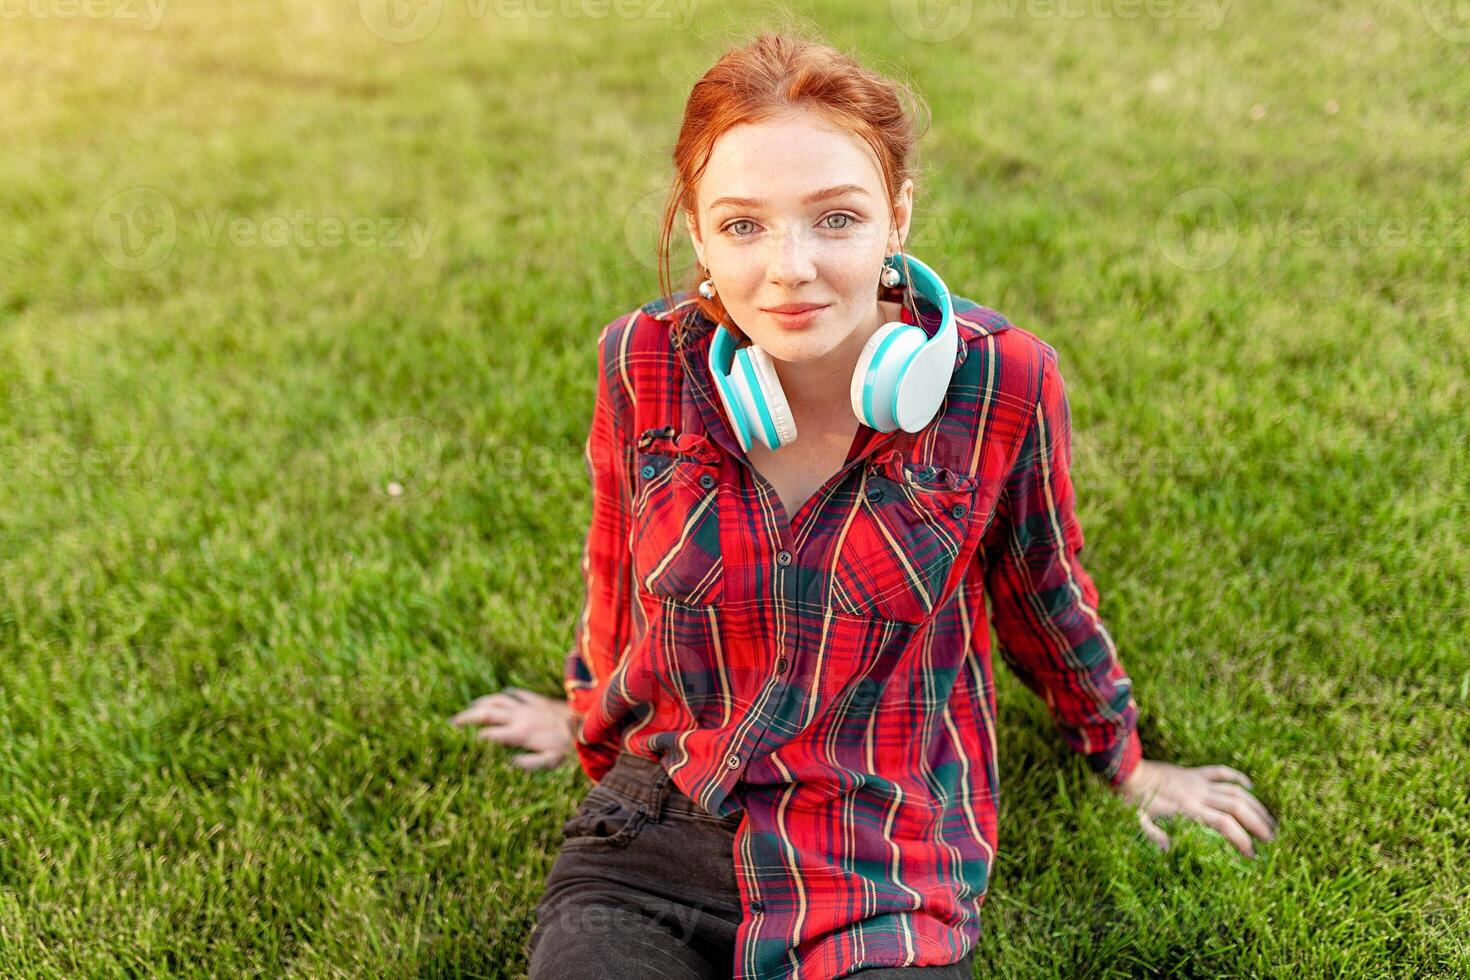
[765, 226, 817, 287]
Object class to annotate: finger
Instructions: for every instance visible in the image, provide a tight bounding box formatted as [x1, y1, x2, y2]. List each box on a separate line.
[1213, 783, 1278, 838]
[1197, 807, 1255, 858]
[449, 697, 516, 726]
[477, 724, 522, 745]
[1210, 780, 1274, 826]
[448, 694, 493, 724]
[512, 750, 565, 771]
[1206, 790, 1275, 845]
[449, 705, 502, 728]
[449, 702, 495, 726]
[1200, 765, 1253, 790]
[1138, 811, 1170, 852]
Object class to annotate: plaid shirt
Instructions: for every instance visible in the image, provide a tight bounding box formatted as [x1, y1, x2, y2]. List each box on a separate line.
[563, 287, 1143, 979]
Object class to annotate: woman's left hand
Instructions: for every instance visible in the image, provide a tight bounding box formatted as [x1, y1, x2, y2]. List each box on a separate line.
[1112, 759, 1278, 858]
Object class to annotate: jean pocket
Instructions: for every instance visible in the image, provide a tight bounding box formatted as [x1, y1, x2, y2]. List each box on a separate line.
[560, 784, 648, 849]
[630, 427, 724, 606]
[829, 451, 980, 623]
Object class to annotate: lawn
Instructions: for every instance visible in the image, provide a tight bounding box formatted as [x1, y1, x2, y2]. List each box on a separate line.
[1, 0, 1466, 976]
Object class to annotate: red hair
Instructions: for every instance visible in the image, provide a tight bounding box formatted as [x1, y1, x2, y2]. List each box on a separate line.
[654, 27, 931, 348]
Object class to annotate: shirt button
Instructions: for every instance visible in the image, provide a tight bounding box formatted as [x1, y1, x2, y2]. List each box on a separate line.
[865, 486, 883, 502]
[776, 550, 792, 567]
[726, 753, 741, 769]
[951, 503, 968, 518]
[699, 473, 716, 489]
[640, 464, 656, 479]
[776, 657, 788, 673]
[750, 900, 765, 913]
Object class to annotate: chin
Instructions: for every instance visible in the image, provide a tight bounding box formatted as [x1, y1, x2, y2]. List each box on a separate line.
[737, 311, 850, 359]
[752, 330, 843, 363]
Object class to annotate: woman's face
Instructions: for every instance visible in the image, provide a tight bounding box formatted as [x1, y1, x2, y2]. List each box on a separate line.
[686, 109, 913, 365]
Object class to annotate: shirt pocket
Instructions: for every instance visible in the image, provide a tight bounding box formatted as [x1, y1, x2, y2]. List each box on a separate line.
[828, 452, 980, 623]
[630, 427, 724, 607]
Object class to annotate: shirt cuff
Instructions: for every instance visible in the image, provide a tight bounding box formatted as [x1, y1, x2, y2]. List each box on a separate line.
[572, 737, 619, 784]
[1090, 725, 1144, 789]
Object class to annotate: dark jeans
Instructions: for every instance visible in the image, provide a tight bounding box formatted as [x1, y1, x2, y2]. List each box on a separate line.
[526, 749, 977, 979]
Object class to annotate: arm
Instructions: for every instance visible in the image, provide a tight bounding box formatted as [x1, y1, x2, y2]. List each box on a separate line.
[980, 344, 1143, 788]
[447, 315, 639, 776]
[981, 344, 1278, 858]
[562, 315, 640, 772]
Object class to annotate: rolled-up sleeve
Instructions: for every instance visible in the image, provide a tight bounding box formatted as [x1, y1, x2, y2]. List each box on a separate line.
[980, 344, 1143, 788]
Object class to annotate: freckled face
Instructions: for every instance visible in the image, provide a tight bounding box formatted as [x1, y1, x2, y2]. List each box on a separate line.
[686, 109, 912, 364]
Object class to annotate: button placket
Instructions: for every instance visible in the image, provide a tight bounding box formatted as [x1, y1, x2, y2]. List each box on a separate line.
[723, 540, 802, 781]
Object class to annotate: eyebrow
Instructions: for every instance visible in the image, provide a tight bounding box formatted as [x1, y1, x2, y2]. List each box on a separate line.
[706, 183, 871, 212]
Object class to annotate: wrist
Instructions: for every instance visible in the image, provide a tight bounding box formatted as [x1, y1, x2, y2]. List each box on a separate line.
[1107, 727, 1146, 792]
[1113, 759, 1146, 791]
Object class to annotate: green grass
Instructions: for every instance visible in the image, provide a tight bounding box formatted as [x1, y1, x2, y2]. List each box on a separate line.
[2, 1, 1466, 976]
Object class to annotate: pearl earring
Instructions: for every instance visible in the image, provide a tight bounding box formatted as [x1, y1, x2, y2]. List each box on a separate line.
[698, 276, 716, 300]
[880, 255, 902, 288]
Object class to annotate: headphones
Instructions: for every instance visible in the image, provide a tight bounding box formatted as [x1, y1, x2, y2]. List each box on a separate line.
[705, 252, 957, 452]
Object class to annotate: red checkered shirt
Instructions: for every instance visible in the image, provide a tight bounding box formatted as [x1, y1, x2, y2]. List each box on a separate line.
[563, 288, 1143, 978]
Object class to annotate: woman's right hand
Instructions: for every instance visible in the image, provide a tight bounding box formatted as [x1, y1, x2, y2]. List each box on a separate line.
[449, 688, 574, 770]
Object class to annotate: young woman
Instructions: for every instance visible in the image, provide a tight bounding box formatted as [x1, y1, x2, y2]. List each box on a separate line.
[451, 30, 1277, 979]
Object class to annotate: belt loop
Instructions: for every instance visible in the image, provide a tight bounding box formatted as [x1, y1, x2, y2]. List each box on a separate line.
[644, 765, 672, 822]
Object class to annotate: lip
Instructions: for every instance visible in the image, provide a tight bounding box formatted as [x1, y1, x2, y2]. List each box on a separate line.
[763, 303, 829, 329]
[763, 303, 829, 314]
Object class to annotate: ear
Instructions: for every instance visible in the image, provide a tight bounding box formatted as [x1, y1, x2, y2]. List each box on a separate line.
[888, 178, 914, 254]
[685, 209, 705, 269]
